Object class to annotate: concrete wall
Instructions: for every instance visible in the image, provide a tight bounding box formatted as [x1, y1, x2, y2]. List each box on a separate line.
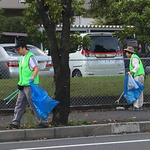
[0, 0, 92, 23]
[0, 0, 90, 9]
[0, 0, 28, 9]
[84, 0, 90, 10]
[74, 16, 94, 25]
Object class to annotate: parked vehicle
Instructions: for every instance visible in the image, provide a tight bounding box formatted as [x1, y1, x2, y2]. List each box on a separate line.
[0, 61, 10, 79]
[69, 32, 125, 77]
[0, 44, 54, 79]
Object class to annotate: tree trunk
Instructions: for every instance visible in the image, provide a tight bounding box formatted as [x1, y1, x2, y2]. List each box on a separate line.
[52, 0, 72, 125]
[52, 59, 70, 125]
[141, 42, 145, 54]
[37, 0, 71, 125]
[140, 41, 146, 57]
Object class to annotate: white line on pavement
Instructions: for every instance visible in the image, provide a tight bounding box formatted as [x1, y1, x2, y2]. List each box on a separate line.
[11, 138, 150, 150]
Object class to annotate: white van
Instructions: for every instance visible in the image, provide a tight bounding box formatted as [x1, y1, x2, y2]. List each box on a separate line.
[69, 32, 125, 77]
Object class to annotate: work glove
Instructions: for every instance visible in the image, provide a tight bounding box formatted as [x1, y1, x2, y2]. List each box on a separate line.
[29, 77, 34, 82]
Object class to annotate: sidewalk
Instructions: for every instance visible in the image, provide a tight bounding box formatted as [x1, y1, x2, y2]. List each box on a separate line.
[1, 107, 150, 127]
[0, 107, 150, 142]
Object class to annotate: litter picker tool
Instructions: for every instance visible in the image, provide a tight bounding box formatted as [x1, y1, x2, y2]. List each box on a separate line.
[3, 89, 19, 105]
[115, 92, 124, 104]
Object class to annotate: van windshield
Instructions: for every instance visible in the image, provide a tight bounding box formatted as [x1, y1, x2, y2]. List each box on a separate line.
[89, 36, 120, 53]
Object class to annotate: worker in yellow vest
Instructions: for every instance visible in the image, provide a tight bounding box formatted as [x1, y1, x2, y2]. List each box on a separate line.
[124, 46, 145, 110]
[8, 41, 49, 129]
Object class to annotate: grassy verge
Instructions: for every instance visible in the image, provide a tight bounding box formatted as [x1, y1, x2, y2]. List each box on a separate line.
[0, 75, 150, 99]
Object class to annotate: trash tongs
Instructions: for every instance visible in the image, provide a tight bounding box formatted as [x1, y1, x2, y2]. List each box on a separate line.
[115, 92, 124, 104]
[3, 89, 19, 105]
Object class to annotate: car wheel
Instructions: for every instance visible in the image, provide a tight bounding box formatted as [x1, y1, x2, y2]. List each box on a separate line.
[72, 69, 82, 77]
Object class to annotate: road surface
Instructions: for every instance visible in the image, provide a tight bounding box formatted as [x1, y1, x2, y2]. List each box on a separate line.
[1, 132, 150, 150]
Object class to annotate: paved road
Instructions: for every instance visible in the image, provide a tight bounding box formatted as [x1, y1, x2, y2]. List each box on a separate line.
[1, 133, 150, 150]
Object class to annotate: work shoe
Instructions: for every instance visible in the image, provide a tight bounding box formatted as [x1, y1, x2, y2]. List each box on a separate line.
[6, 124, 19, 129]
[137, 107, 143, 111]
[128, 106, 143, 111]
[36, 123, 49, 128]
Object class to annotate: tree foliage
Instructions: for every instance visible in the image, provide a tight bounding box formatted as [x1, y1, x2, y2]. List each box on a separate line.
[23, 0, 86, 52]
[0, 14, 27, 43]
[0, 6, 26, 33]
[90, 0, 150, 55]
[2, 16, 26, 33]
[0, 9, 5, 34]
[23, 0, 87, 125]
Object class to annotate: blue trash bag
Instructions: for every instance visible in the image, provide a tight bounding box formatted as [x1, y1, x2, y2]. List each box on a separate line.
[123, 74, 145, 104]
[127, 74, 139, 90]
[30, 82, 59, 119]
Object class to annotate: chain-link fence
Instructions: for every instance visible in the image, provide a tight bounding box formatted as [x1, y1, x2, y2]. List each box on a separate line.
[0, 58, 150, 111]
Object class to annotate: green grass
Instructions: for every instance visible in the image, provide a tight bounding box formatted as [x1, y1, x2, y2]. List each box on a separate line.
[70, 76, 124, 97]
[0, 75, 150, 100]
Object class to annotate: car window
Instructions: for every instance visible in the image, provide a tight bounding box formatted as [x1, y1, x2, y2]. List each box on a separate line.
[3, 46, 20, 56]
[27, 46, 47, 56]
[89, 36, 120, 52]
[3, 46, 46, 56]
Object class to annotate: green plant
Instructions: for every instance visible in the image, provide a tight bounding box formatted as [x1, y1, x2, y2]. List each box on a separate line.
[20, 122, 38, 129]
[68, 120, 91, 126]
[82, 35, 92, 50]
[25, 107, 33, 125]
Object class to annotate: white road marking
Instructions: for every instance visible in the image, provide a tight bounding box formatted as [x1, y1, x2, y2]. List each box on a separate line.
[11, 138, 150, 150]
[0, 133, 148, 145]
[0, 134, 117, 145]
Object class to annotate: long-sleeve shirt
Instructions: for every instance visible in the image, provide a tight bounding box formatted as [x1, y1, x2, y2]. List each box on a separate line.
[131, 57, 140, 73]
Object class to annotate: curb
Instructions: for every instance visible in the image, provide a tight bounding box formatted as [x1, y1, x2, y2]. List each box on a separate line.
[1, 121, 150, 142]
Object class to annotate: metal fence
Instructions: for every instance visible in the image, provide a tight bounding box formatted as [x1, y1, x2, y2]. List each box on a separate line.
[0, 57, 150, 111]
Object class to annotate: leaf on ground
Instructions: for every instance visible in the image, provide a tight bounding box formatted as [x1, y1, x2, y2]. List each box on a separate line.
[113, 120, 117, 122]
[92, 120, 98, 124]
[132, 117, 136, 119]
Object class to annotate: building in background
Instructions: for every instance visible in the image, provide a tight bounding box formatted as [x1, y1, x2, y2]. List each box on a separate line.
[0, 0, 94, 25]
[0, 0, 27, 17]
